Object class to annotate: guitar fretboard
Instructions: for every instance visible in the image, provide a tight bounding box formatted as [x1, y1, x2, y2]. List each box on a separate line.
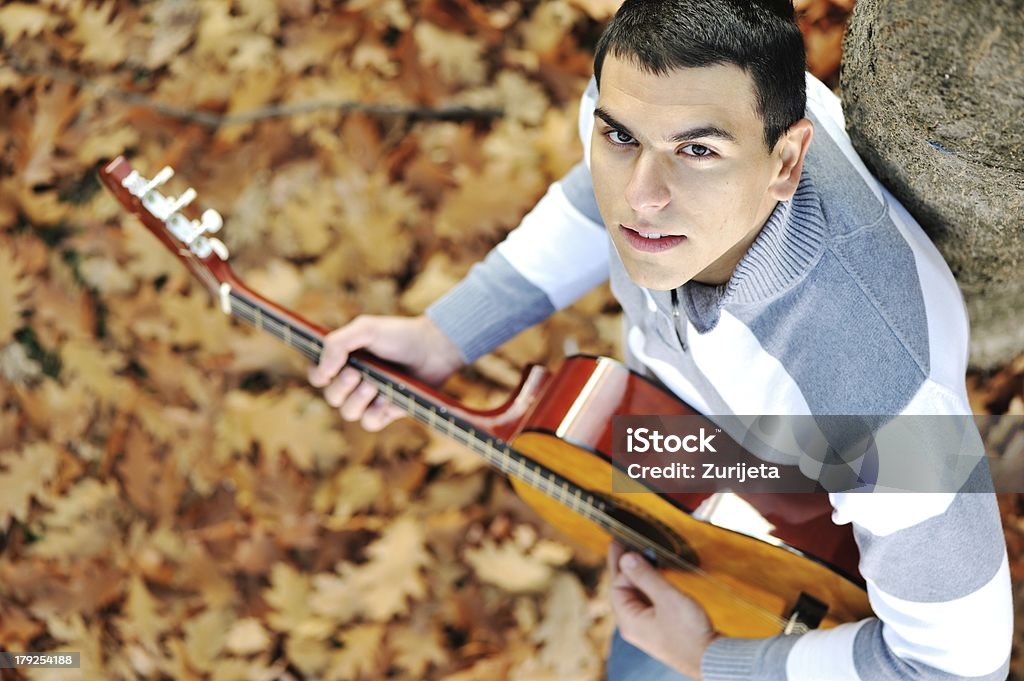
[223, 288, 627, 526]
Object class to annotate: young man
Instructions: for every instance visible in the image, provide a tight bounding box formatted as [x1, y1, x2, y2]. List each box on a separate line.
[309, 1, 1012, 679]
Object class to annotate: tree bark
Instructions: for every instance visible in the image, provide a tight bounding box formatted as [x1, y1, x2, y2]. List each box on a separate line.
[840, 0, 1024, 369]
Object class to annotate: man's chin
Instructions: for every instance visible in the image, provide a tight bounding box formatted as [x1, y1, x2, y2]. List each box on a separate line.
[622, 266, 693, 291]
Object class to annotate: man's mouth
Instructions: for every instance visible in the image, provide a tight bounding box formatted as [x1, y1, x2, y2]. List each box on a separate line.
[620, 225, 687, 252]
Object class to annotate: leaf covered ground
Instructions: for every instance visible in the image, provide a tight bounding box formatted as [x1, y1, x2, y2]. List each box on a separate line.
[2, 1, 1021, 680]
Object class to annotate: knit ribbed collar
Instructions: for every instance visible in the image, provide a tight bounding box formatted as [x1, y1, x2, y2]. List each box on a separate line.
[678, 171, 827, 332]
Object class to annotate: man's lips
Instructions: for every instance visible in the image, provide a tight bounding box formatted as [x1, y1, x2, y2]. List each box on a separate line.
[619, 224, 687, 253]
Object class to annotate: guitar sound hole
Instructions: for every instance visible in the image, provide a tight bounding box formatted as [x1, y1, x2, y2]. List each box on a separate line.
[606, 503, 700, 570]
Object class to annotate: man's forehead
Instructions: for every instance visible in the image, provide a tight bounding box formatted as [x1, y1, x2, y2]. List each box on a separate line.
[595, 57, 761, 142]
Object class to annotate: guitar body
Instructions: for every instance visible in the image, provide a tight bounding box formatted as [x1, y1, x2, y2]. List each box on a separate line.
[507, 356, 872, 638]
[99, 156, 873, 641]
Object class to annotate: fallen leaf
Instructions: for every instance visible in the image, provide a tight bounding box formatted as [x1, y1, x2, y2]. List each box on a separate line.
[414, 23, 487, 86]
[464, 539, 553, 593]
[224, 617, 272, 656]
[0, 245, 30, 344]
[0, 442, 60, 531]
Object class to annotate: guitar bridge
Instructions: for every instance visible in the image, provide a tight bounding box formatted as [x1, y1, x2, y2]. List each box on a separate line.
[784, 592, 828, 634]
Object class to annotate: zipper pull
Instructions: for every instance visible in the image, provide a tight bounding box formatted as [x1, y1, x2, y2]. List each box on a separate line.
[670, 288, 688, 352]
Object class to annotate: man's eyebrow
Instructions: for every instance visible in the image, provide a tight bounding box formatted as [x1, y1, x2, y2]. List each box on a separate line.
[594, 107, 736, 144]
[669, 125, 736, 143]
[594, 107, 634, 136]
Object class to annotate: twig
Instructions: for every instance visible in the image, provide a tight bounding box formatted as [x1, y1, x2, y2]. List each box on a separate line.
[1, 51, 504, 125]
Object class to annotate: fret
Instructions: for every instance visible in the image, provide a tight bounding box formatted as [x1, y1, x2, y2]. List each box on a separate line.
[254, 306, 263, 330]
[283, 323, 292, 348]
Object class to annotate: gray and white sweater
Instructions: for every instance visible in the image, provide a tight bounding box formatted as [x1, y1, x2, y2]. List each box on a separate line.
[426, 75, 1012, 680]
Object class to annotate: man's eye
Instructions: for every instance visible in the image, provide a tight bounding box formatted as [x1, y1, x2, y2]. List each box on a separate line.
[607, 130, 635, 145]
[682, 144, 714, 158]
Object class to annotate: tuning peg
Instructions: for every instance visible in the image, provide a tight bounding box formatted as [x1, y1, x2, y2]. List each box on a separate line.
[207, 238, 229, 259]
[167, 188, 197, 215]
[200, 209, 223, 234]
[139, 166, 174, 196]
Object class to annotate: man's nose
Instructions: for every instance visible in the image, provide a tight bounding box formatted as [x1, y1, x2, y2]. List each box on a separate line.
[625, 153, 671, 212]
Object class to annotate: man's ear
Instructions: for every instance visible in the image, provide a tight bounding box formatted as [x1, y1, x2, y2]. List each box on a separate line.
[768, 118, 814, 202]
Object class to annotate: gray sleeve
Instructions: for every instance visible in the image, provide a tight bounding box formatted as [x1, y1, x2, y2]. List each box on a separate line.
[425, 249, 557, 363]
[425, 161, 607, 362]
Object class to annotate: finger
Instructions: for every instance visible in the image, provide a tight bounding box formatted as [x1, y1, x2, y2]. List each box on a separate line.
[609, 567, 653, 621]
[618, 552, 675, 603]
[311, 317, 378, 386]
[340, 381, 379, 422]
[323, 368, 361, 408]
[608, 540, 625, 579]
[362, 397, 404, 432]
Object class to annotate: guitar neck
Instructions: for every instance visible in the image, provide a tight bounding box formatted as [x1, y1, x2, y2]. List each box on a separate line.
[222, 283, 526, 477]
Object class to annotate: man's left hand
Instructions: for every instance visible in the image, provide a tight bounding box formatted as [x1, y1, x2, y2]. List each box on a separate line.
[608, 541, 721, 680]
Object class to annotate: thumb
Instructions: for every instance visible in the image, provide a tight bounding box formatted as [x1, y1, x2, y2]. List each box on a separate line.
[619, 552, 675, 602]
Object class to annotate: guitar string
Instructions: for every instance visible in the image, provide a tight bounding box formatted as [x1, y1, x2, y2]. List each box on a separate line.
[227, 294, 793, 627]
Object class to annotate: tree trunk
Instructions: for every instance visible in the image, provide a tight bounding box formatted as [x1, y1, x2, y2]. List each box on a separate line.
[840, 0, 1024, 369]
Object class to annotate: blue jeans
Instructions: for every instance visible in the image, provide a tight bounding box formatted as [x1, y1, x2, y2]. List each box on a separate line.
[607, 630, 695, 681]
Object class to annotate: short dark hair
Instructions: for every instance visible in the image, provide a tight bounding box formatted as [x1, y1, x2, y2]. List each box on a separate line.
[593, 0, 806, 150]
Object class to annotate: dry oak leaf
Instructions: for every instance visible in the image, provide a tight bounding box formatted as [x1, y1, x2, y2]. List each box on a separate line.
[264, 561, 335, 636]
[60, 340, 133, 407]
[215, 387, 348, 471]
[183, 607, 230, 673]
[346, 0, 412, 31]
[0, 3, 58, 42]
[142, 0, 199, 69]
[0, 604, 44, 651]
[434, 162, 545, 241]
[313, 464, 384, 528]
[520, 1, 582, 55]
[224, 617, 273, 656]
[464, 538, 554, 593]
[413, 23, 488, 86]
[0, 245, 30, 345]
[27, 478, 126, 563]
[116, 574, 172, 653]
[531, 571, 600, 678]
[329, 514, 432, 622]
[332, 167, 421, 277]
[15, 81, 80, 187]
[324, 624, 386, 681]
[68, 0, 131, 67]
[285, 632, 333, 678]
[566, 0, 622, 19]
[32, 614, 104, 681]
[0, 441, 60, 531]
[388, 621, 449, 678]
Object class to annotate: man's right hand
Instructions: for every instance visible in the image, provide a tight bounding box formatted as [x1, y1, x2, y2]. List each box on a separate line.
[308, 314, 465, 432]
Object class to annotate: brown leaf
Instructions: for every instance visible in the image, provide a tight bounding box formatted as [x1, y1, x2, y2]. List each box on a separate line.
[0, 244, 30, 345]
[27, 479, 126, 563]
[388, 621, 449, 678]
[116, 574, 172, 652]
[324, 624, 386, 681]
[15, 81, 80, 187]
[0, 4, 58, 42]
[68, 0, 132, 67]
[0, 442, 60, 531]
[531, 572, 599, 677]
[0, 603, 44, 651]
[464, 539, 553, 593]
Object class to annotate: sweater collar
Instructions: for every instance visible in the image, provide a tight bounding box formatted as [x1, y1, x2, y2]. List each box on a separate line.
[678, 171, 827, 332]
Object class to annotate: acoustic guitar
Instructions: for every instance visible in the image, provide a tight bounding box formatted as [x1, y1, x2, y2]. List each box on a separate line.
[99, 156, 872, 639]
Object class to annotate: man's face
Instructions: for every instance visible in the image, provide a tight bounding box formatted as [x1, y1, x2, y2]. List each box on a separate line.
[591, 55, 788, 290]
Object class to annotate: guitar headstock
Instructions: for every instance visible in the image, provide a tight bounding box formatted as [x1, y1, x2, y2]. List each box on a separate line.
[99, 156, 230, 295]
